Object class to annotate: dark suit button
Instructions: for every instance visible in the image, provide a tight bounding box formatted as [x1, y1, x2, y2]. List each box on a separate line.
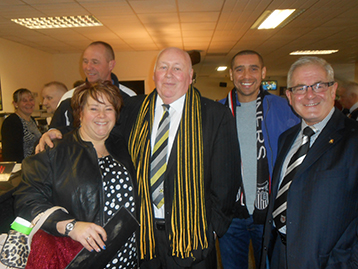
[264, 246, 267, 251]
[268, 219, 272, 224]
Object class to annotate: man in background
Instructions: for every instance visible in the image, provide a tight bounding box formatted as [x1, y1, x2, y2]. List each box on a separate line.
[48, 41, 136, 134]
[218, 50, 299, 269]
[41, 81, 68, 114]
[337, 81, 358, 120]
[261, 56, 358, 268]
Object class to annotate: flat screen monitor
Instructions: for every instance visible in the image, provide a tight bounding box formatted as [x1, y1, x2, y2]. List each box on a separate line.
[262, 80, 277, 91]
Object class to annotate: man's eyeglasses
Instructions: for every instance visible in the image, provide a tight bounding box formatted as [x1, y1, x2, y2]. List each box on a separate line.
[288, 81, 335, 95]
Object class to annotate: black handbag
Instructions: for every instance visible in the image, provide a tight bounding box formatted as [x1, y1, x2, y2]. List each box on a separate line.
[66, 206, 139, 269]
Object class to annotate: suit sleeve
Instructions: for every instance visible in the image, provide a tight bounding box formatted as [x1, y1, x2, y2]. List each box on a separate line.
[209, 106, 241, 237]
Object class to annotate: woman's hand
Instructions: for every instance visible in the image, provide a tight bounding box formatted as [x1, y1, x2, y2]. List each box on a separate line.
[57, 220, 107, 252]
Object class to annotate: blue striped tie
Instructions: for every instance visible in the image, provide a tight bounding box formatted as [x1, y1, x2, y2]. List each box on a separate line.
[150, 104, 170, 208]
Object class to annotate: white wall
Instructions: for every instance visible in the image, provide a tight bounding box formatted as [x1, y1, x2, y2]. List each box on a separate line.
[0, 37, 356, 115]
[0, 38, 54, 112]
[0, 38, 159, 115]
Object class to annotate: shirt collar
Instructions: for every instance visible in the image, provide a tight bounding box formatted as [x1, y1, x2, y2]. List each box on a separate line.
[301, 107, 335, 135]
[155, 94, 186, 114]
[350, 102, 358, 113]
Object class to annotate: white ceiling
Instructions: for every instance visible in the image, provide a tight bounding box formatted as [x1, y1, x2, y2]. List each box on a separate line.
[1, 0, 358, 80]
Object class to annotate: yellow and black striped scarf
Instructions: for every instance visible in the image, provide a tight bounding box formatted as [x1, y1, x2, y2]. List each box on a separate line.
[128, 85, 208, 260]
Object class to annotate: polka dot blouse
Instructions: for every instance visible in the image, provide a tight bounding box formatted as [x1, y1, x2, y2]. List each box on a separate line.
[99, 155, 137, 269]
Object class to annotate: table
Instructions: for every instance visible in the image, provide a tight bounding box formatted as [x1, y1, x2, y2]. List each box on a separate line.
[0, 171, 22, 232]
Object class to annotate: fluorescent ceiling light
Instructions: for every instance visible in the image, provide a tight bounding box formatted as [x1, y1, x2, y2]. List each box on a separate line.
[217, 66, 227, 71]
[11, 15, 102, 29]
[258, 9, 295, 29]
[251, 9, 304, 30]
[290, 50, 339, 55]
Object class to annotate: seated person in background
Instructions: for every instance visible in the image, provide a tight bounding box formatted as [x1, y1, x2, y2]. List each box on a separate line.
[1, 88, 41, 163]
[42, 81, 68, 114]
[14, 81, 138, 268]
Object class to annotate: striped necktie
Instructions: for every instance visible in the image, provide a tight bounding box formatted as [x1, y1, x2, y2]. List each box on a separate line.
[150, 104, 170, 208]
[273, 126, 315, 232]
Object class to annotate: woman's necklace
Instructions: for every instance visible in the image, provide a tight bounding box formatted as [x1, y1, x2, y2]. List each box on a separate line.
[96, 147, 109, 158]
[97, 151, 108, 158]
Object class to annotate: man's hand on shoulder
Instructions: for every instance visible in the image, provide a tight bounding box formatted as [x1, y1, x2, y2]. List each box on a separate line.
[35, 129, 63, 153]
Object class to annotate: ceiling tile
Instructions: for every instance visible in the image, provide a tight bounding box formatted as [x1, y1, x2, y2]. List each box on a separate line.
[128, 0, 177, 14]
[138, 13, 179, 24]
[0, 0, 357, 79]
[179, 12, 220, 23]
[178, 0, 224, 12]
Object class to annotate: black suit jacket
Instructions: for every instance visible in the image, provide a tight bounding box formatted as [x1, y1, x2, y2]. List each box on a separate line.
[261, 108, 358, 269]
[117, 93, 241, 266]
[349, 107, 358, 121]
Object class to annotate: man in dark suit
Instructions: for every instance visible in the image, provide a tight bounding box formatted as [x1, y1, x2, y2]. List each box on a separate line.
[119, 47, 241, 268]
[260, 56, 358, 268]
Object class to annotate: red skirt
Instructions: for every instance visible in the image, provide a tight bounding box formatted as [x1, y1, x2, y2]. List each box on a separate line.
[26, 229, 83, 269]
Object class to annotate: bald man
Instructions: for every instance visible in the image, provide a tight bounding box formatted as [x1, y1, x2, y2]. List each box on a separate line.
[115, 47, 241, 268]
[42, 81, 68, 114]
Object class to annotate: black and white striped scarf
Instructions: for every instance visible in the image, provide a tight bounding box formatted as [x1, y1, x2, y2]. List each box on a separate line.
[224, 88, 270, 224]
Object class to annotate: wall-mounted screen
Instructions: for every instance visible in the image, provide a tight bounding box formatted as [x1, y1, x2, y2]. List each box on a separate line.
[262, 80, 277, 91]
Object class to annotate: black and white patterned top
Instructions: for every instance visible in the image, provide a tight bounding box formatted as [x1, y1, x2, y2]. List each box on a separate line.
[98, 155, 137, 269]
[19, 117, 41, 158]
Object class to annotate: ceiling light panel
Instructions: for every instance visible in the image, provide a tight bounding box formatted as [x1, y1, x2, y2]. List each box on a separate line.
[290, 50, 339, 55]
[251, 9, 304, 30]
[11, 15, 102, 29]
[258, 9, 295, 29]
[217, 66, 227, 71]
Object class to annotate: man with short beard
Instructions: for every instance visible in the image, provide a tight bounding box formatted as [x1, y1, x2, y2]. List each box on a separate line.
[218, 50, 299, 269]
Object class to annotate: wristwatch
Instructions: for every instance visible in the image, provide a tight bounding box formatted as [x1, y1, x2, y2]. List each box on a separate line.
[65, 220, 77, 236]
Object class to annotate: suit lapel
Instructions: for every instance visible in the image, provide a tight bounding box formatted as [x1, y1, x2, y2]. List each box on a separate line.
[166, 133, 178, 174]
[294, 109, 345, 178]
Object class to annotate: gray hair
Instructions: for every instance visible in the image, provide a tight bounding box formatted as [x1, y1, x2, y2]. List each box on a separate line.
[287, 56, 334, 87]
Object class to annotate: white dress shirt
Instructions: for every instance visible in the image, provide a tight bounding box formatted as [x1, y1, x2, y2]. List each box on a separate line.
[151, 94, 186, 219]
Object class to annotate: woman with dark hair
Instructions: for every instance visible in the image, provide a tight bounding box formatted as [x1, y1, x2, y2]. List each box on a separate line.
[14, 81, 138, 268]
[1, 88, 41, 162]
